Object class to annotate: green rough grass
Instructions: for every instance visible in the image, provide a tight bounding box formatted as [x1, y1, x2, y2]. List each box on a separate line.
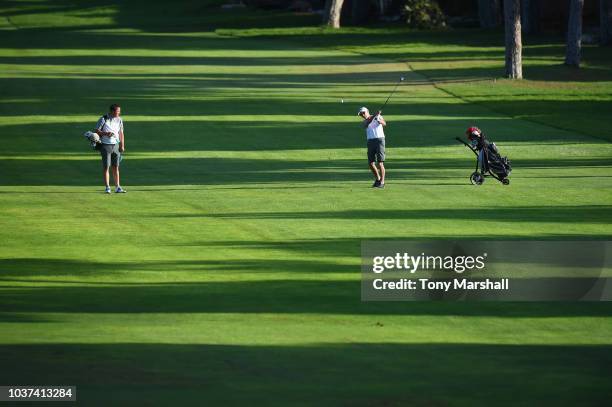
[1, 1, 612, 405]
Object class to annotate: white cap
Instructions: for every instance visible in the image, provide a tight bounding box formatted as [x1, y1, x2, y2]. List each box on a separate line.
[357, 106, 369, 116]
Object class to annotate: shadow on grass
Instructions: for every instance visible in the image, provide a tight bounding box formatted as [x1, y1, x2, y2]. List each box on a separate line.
[0, 342, 610, 405]
[2, 279, 612, 318]
[1, 155, 610, 186]
[0, 0, 321, 33]
[0, 47, 577, 67]
[3, 232, 609, 280]
[1, 256, 611, 316]
[2, 72, 610, 148]
[415, 64, 612, 83]
[0, 257, 356, 278]
[2, 2, 610, 85]
[0, 54, 391, 67]
[157, 205, 612, 223]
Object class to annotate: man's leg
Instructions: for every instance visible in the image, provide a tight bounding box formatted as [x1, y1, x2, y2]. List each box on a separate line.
[110, 145, 125, 192]
[102, 167, 110, 187]
[100, 145, 111, 190]
[376, 139, 386, 186]
[367, 141, 380, 182]
[369, 162, 381, 181]
[111, 165, 120, 187]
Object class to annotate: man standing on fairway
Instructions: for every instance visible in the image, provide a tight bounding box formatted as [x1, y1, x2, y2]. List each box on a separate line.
[358, 106, 386, 188]
[95, 104, 126, 194]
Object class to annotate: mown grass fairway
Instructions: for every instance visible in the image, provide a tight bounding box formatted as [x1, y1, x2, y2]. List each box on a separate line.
[1, 1, 612, 405]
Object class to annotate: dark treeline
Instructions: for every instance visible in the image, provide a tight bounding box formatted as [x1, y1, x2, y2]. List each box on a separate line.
[295, 0, 604, 31]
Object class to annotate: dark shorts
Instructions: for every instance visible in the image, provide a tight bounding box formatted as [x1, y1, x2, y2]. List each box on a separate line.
[367, 138, 385, 163]
[100, 143, 121, 168]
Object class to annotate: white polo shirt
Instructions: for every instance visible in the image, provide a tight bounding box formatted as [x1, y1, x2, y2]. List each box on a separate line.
[365, 115, 385, 140]
[96, 115, 124, 145]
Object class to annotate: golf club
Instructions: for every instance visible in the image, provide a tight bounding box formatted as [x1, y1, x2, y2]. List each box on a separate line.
[379, 76, 406, 113]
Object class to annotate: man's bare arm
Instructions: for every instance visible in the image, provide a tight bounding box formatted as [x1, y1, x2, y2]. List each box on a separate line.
[119, 130, 125, 150]
[363, 116, 377, 127]
[95, 129, 112, 136]
[374, 111, 386, 126]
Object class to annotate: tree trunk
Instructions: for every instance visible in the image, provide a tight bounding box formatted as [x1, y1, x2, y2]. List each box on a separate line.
[601, 0, 612, 45]
[521, 0, 540, 34]
[565, 0, 584, 67]
[327, 0, 345, 28]
[504, 0, 523, 79]
[478, 0, 501, 28]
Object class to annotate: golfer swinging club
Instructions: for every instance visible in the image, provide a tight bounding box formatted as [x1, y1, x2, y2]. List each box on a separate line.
[95, 104, 126, 194]
[358, 106, 386, 188]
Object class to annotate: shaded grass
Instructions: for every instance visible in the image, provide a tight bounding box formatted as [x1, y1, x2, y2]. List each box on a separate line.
[0, 1, 611, 405]
[0, 343, 610, 406]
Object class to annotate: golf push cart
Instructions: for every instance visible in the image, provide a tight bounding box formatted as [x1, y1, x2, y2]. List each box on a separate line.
[456, 127, 512, 185]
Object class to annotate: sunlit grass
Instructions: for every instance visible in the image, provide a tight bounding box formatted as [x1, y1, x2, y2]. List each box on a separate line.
[0, 1, 611, 404]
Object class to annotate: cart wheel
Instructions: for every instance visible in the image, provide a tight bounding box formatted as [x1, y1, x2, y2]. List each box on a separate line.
[470, 172, 484, 185]
[502, 178, 510, 185]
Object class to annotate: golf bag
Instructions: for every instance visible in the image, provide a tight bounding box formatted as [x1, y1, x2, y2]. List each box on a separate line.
[83, 114, 111, 151]
[83, 130, 101, 150]
[456, 131, 511, 185]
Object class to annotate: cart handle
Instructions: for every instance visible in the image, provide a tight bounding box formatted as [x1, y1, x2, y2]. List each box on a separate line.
[455, 137, 479, 157]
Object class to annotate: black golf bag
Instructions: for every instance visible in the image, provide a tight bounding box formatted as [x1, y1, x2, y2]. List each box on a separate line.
[456, 133, 512, 185]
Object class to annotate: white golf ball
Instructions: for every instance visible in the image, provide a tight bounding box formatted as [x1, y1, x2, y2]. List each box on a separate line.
[341, 99, 344, 103]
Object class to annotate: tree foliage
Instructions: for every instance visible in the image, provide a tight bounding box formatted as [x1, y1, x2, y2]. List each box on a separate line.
[403, 0, 447, 29]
